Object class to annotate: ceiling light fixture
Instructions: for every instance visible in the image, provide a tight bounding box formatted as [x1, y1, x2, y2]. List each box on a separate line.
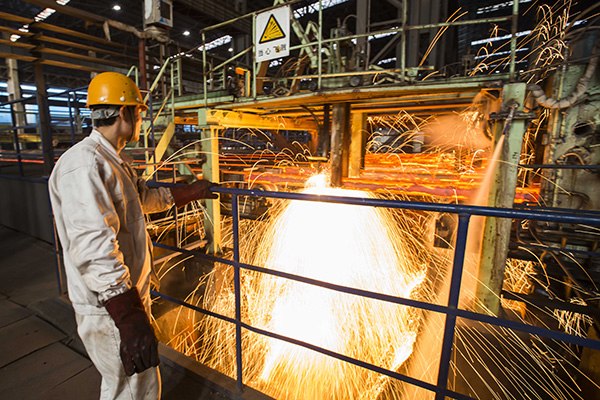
[183, 30, 190, 36]
[113, 4, 121, 11]
[10, 0, 71, 41]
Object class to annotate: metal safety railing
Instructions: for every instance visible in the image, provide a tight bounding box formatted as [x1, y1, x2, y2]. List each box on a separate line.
[0, 86, 88, 177]
[190, 0, 521, 104]
[150, 186, 600, 400]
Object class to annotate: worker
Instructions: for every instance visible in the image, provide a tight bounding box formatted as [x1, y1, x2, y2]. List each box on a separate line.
[48, 72, 217, 399]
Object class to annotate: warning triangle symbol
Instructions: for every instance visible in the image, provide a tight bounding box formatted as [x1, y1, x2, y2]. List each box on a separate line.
[259, 14, 285, 44]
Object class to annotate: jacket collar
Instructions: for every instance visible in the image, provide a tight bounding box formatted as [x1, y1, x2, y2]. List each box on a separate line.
[89, 129, 123, 164]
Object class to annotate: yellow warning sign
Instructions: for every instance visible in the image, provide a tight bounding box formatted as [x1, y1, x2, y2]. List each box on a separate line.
[259, 14, 285, 44]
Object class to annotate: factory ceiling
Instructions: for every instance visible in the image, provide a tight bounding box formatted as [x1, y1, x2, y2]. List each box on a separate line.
[0, 0, 400, 89]
[0, 0, 279, 88]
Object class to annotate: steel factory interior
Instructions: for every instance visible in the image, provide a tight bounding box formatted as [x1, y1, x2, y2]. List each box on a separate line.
[1, 0, 600, 399]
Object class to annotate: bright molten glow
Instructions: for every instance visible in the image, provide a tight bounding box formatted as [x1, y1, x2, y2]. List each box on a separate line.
[197, 174, 426, 399]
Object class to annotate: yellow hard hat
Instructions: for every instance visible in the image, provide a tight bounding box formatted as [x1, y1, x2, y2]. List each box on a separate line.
[86, 72, 147, 110]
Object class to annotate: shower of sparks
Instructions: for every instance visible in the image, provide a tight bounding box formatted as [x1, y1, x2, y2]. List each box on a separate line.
[554, 298, 595, 338]
[191, 174, 428, 399]
[501, 259, 536, 317]
[146, 2, 600, 397]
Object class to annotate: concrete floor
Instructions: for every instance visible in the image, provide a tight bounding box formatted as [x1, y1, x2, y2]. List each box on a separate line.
[0, 225, 100, 399]
[0, 225, 251, 400]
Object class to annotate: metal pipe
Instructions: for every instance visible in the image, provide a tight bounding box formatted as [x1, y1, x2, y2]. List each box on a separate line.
[260, 65, 420, 80]
[231, 194, 244, 393]
[144, 59, 171, 103]
[211, 187, 600, 225]
[318, 0, 323, 90]
[208, 46, 252, 74]
[252, 14, 257, 99]
[202, 31, 208, 106]
[400, 0, 407, 79]
[66, 92, 75, 146]
[287, 15, 511, 53]
[138, 38, 147, 90]
[34, 62, 54, 176]
[509, 0, 519, 80]
[9, 103, 24, 176]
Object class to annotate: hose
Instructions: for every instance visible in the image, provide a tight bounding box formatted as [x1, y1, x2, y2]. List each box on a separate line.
[528, 42, 600, 109]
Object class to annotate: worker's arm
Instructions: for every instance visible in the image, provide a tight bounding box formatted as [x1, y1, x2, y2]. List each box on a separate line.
[135, 176, 175, 214]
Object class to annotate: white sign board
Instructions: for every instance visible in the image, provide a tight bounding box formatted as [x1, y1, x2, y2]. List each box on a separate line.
[254, 6, 290, 63]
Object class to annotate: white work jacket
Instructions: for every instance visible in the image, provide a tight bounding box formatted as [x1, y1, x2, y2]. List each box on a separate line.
[49, 129, 173, 315]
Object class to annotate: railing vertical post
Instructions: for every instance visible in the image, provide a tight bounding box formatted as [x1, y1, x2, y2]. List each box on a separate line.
[9, 101, 24, 176]
[50, 213, 65, 295]
[318, 0, 323, 90]
[252, 14, 257, 99]
[231, 193, 244, 393]
[66, 91, 76, 146]
[202, 32, 208, 106]
[400, 0, 407, 81]
[435, 213, 470, 400]
[148, 91, 156, 181]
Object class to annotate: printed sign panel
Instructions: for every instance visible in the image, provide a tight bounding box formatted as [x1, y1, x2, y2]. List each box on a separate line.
[255, 6, 290, 63]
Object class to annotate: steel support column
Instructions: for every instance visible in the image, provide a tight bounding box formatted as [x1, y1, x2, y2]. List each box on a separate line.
[201, 125, 222, 255]
[475, 82, 527, 315]
[330, 103, 350, 186]
[138, 38, 147, 90]
[34, 62, 54, 175]
[356, 0, 369, 71]
[349, 111, 367, 178]
[317, 104, 331, 157]
[5, 56, 26, 135]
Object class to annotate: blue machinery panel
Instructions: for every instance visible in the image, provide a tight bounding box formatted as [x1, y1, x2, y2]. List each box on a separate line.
[151, 187, 600, 400]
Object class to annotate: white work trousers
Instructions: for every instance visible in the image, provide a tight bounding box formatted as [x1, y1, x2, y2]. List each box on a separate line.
[76, 313, 161, 400]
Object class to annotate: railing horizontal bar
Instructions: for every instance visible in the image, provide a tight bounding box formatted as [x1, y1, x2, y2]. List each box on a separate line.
[212, 187, 600, 225]
[151, 290, 236, 325]
[514, 241, 600, 258]
[240, 322, 475, 400]
[519, 164, 600, 170]
[151, 289, 473, 400]
[151, 241, 600, 350]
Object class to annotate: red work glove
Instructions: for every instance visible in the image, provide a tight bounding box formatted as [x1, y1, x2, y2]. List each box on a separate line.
[170, 179, 219, 208]
[104, 288, 159, 376]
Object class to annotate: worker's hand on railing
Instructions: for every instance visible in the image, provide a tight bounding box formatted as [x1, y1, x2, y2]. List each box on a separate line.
[170, 179, 219, 208]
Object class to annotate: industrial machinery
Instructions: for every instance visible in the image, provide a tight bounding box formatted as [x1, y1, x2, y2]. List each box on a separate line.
[144, 2, 600, 399]
[1, 0, 599, 399]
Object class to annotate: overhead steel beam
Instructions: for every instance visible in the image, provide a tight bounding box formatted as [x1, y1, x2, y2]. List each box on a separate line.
[22, 0, 145, 39]
[22, 0, 105, 24]
[197, 108, 318, 131]
[34, 21, 127, 48]
[0, 49, 119, 73]
[0, 11, 127, 49]
[37, 34, 137, 60]
[37, 46, 128, 68]
[0, 27, 132, 59]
